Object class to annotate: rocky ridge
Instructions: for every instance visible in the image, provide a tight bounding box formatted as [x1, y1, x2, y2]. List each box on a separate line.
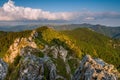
[18, 46, 119, 80]
[3, 30, 38, 63]
[0, 29, 119, 80]
[19, 50, 57, 80]
[0, 45, 119, 80]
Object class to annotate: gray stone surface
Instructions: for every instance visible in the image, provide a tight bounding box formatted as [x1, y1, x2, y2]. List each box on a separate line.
[18, 47, 57, 80]
[72, 55, 119, 80]
[0, 59, 8, 80]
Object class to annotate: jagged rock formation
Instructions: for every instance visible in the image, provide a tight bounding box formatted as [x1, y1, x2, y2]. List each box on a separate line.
[19, 53, 56, 80]
[3, 30, 38, 63]
[1, 44, 120, 80]
[13, 46, 119, 80]
[19, 45, 72, 80]
[41, 45, 68, 62]
[0, 28, 119, 80]
[19, 46, 64, 80]
[0, 59, 8, 80]
[72, 55, 119, 80]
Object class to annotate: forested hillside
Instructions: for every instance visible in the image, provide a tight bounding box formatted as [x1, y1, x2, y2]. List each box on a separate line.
[62, 28, 120, 71]
[52, 24, 120, 39]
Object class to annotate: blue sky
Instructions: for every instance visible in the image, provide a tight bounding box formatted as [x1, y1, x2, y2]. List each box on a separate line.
[0, 0, 120, 26]
[0, 0, 120, 12]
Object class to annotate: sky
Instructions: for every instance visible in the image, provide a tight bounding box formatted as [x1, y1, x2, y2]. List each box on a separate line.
[0, 0, 120, 26]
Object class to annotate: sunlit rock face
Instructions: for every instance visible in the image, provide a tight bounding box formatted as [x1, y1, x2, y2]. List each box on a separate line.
[3, 30, 38, 63]
[0, 59, 8, 80]
[72, 55, 119, 80]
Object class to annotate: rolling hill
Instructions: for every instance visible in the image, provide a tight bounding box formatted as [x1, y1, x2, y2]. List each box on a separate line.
[0, 23, 120, 39]
[53, 24, 120, 39]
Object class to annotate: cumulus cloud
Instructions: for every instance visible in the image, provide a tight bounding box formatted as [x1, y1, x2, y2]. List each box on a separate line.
[0, 0, 75, 21]
[0, 0, 120, 22]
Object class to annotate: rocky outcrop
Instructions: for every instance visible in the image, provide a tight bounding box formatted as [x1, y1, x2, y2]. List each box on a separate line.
[72, 55, 119, 80]
[19, 45, 120, 80]
[18, 45, 75, 80]
[2, 45, 120, 80]
[41, 45, 68, 62]
[0, 59, 8, 80]
[19, 54, 45, 80]
[18, 47, 57, 80]
[3, 30, 38, 63]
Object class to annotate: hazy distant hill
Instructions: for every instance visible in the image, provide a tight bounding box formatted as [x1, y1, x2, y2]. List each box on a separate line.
[53, 24, 120, 39]
[0, 23, 120, 39]
[0, 25, 40, 32]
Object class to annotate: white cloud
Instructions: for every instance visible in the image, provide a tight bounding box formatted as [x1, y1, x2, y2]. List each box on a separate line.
[0, 0, 120, 22]
[0, 0, 75, 21]
[85, 17, 95, 20]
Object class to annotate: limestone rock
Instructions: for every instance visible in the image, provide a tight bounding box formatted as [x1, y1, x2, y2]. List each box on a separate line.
[19, 54, 45, 80]
[72, 55, 119, 80]
[3, 30, 38, 63]
[18, 47, 57, 80]
[0, 59, 8, 80]
[41, 45, 68, 62]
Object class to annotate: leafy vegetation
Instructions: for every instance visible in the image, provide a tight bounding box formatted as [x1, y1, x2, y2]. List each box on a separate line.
[68, 58, 79, 74]
[62, 28, 120, 71]
[5, 55, 21, 80]
[36, 26, 82, 58]
[0, 30, 32, 57]
[52, 58, 70, 80]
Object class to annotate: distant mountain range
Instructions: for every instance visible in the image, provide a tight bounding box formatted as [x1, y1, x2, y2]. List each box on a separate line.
[0, 23, 120, 39]
[52, 24, 120, 39]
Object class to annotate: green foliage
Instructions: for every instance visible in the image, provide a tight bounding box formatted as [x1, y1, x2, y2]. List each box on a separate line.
[30, 50, 44, 58]
[8, 64, 20, 80]
[0, 30, 32, 58]
[44, 63, 50, 80]
[68, 59, 79, 74]
[36, 27, 82, 58]
[34, 30, 48, 49]
[51, 39, 70, 50]
[52, 24, 120, 39]
[62, 28, 120, 71]
[13, 55, 21, 66]
[5, 55, 21, 80]
[52, 58, 70, 80]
